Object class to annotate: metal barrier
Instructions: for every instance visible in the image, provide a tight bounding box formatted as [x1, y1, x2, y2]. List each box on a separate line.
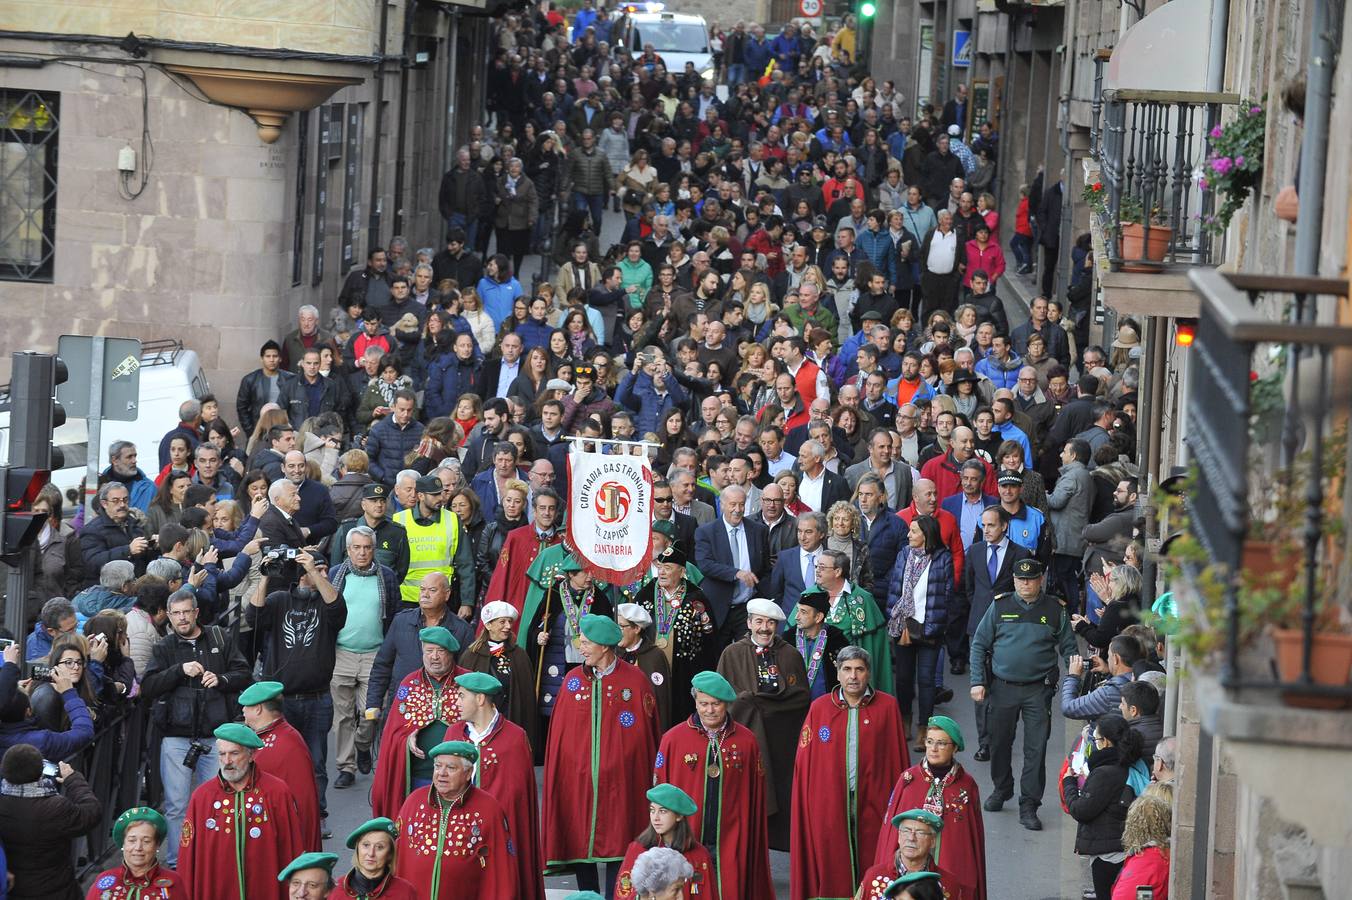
[68, 701, 149, 880]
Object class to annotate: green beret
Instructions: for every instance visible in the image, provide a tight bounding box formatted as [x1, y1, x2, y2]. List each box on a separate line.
[646, 784, 698, 817]
[111, 807, 167, 845]
[455, 672, 504, 696]
[652, 519, 677, 539]
[690, 670, 736, 703]
[277, 852, 339, 883]
[579, 613, 622, 646]
[560, 555, 585, 573]
[427, 740, 479, 763]
[564, 893, 606, 900]
[926, 715, 965, 752]
[419, 626, 460, 653]
[883, 871, 941, 897]
[345, 817, 399, 849]
[891, 808, 944, 832]
[237, 680, 285, 707]
[213, 722, 264, 750]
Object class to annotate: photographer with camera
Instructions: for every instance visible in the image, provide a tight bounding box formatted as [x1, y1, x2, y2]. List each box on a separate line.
[140, 589, 252, 867]
[245, 548, 346, 838]
[0, 744, 101, 900]
[0, 639, 97, 761]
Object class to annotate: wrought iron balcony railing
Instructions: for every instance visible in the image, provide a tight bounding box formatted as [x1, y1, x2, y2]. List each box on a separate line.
[1094, 89, 1238, 271]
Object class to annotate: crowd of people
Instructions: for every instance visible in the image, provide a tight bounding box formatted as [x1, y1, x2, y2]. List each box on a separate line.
[0, 3, 1176, 900]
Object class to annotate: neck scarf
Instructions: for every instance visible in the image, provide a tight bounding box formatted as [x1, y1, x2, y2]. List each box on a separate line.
[921, 757, 959, 817]
[888, 548, 930, 638]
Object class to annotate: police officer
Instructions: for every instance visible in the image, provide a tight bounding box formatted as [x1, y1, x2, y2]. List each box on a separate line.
[392, 475, 476, 618]
[967, 557, 1076, 831]
[330, 483, 411, 582]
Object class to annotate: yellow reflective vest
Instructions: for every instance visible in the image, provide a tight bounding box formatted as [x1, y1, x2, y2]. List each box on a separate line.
[392, 507, 461, 603]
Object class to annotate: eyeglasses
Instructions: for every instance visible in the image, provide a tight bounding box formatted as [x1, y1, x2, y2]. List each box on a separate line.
[923, 738, 953, 748]
[897, 827, 934, 838]
[654, 496, 673, 503]
[57, 659, 85, 670]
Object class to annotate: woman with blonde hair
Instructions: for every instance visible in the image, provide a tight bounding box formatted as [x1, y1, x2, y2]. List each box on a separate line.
[458, 286, 497, 354]
[744, 281, 776, 336]
[825, 500, 873, 594]
[246, 405, 290, 455]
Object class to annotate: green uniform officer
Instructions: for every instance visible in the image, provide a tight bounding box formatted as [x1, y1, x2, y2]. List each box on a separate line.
[967, 557, 1076, 832]
[393, 475, 475, 615]
[331, 483, 411, 582]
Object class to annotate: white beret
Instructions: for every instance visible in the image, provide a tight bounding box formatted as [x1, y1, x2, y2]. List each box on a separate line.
[616, 603, 652, 628]
[746, 598, 786, 622]
[480, 601, 519, 625]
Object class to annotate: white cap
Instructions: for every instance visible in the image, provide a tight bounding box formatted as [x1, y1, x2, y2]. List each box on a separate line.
[746, 598, 786, 622]
[616, 603, 652, 628]
[480, 601, 519, 625]
[947, 124, 961, 136]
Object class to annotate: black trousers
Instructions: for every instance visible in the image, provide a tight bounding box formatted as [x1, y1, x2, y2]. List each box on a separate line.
[1092, 857, 1125, 899]
[573, 862, 620, 899]
[987, 678, 1055, 808]
[1040, 243, 1059, 297]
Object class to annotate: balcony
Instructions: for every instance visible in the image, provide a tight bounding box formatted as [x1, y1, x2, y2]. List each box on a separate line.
[1088, 85, 1239, 317]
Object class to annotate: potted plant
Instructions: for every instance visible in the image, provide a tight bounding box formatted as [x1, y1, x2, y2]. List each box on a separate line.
[1117, 195, 1172, 271]
[1199, 101, 1266, 236]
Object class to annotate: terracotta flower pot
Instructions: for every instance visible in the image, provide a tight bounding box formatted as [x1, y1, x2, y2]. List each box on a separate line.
[1119, 222, 1173, 272]
[1271, 628, 1352, 709]
[1241, 539, 1301, 590]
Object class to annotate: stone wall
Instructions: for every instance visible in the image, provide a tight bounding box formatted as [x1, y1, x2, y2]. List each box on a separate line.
[5, 0, 377, 58]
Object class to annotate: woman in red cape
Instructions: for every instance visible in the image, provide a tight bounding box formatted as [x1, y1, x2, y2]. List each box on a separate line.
[369, 662, 466, 820]
[615, 785, 719, 900]
[653, 673, 774, 900]
[789, 680, 908, 900]
[329, 817, 418, 900]
[86, 808, 190, 900]
[873, 717, 987, 900]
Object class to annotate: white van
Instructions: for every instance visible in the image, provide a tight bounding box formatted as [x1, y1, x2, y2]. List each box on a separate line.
[614, 5, 716, 82]
[0, 340, 211, 510]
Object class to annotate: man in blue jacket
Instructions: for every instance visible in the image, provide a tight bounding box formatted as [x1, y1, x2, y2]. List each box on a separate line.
[855, 474, 907, 587]
[614, 349, 688, 436]
[1060, 635, 1141, 727]
[26, 598, 77, 661]
[99, 441, 156, 512]
[364, 390, 424, 486]
[743, 25, 771, 78]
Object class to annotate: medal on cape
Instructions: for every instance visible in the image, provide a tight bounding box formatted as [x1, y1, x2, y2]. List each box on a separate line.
[656, 636, 670, 649]
[706, 763, 721, 778]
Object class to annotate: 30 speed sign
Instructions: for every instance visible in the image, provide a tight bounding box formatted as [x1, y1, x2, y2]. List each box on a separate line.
[799, 0, 822, 16]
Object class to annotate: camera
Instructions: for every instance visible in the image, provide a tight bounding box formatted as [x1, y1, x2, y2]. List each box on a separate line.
[259, 544, 302, 586]
[182, 741, 210, 770]
[26, 662, 51, 681]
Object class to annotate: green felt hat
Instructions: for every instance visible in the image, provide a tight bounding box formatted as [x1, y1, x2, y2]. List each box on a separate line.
[579, 613, 622, 646]
[213, 722, 264, 750]
[419, 626, 460, 653]
[883, 871, 941, 897]
[564, 894, 606, 900]
[646, 784, 698, 817]
[237, 680, 284, 707]
[560, 554, 585, 573]
[926, 715, 965, 752]
[690, 670, 736, 703]
[891, 808, 944, 832]
[652, 519, 677, 539]
[455, 672, 504, 696]
[427, 740, 479, 763]
[277, 852, 339, 883]
[345, 817, 399, 849]
[111, 806, 167, 845]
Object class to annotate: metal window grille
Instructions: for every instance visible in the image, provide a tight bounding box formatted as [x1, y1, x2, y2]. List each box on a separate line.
[0, 90, 59, 282]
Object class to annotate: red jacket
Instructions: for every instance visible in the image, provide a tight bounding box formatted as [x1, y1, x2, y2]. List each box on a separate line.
[963, 239, 1007, 286]
[745, 228, 786, 277]
[896, 503, 965, 588]
[920, 451, 998, 504]
[1111, 846, 1169, 900]
[1015, 197, 1033, 237]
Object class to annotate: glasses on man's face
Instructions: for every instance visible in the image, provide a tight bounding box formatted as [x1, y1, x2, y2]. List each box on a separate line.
[654, 496, 673, 504]
[897, 827, 933, 839]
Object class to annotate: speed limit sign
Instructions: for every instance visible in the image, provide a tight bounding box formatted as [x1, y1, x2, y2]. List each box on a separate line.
[799, 0, 822, 16]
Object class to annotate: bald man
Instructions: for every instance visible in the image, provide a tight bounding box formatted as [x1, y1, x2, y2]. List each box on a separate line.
[282, 450, 338, 542]
[920, 426, 997, 503]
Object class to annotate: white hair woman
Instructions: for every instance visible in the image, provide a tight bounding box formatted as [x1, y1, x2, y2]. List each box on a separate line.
[630, 846, 694, 900]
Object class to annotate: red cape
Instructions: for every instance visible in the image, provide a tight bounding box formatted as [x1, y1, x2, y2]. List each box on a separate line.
[256, 717, 322, 850]
[446, 716, 544, 900]
[179, 768, 305, 900]
[542, 659, 659, 868]
[856, 858, 966, 900]
[615, 839, 720, 900]
[873, 763, 987, 900]
[394, 785, 515, 898]
[329, 871, 419, 900]
[654, 717, 773, 900]
[369, 666, 467, 820]
[790, 689, 908, 900]
[86, 863, 189, 900]
[483, 526, 563, 615]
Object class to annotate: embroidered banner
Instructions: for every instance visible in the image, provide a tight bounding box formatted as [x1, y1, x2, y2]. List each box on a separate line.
[566, 444, 654, 583]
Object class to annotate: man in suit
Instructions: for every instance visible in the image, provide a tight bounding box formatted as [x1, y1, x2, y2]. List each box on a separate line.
[845, 428, 915, 513]
[670, 468, 715, 525]
[694, 485, 770, 650]
[259, 478, 308, 549]
[961, 505, 1031, 760]
[651, 479, 697, 560]
[793, 440, 850, 514]
[753, 482, 798, 569]
[765, 511, 828, 619]
[281, 451, 338, 544]
[855, 474, 907, 588]
[940, 459, 999, 551]
[480, 332, 525, 401]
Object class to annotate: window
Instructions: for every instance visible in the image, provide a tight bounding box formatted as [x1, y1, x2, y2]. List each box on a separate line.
[341, 103, 364, 269]
[0, 90, 59, 282]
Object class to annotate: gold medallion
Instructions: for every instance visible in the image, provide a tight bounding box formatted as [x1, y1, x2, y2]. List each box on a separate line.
[706, 764, 721, 778]
[571, 636, 581, 649]
[656, 637, 670, 649]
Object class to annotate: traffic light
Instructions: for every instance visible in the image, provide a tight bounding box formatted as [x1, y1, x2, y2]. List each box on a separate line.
[7, 351, 67, 470]
[1175, 319, 1197, 347]
[859, 0, 877, 16]
[0, 467, 51, 562]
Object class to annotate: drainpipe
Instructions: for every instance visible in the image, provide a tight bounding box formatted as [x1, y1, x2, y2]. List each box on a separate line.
[392, 0, 417, 237]
[1204, 0, 1228, 92]
[442, 8, 460, 177]
[367, 0, 392, 252]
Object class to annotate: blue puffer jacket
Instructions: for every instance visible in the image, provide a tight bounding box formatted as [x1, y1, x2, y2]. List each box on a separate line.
[885, 545, 955, 640]
[364, 415, 425, 485]
[743, 36, 772, 76]
[863, 507, 908, 586]
[72, 585, 134, 618]
[614, 370, 689, 436]
[425, 354, 482, 419]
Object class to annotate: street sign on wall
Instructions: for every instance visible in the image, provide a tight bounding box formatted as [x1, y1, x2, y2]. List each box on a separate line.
[55, 335, 142, 422]
[953, 29, 972, 67]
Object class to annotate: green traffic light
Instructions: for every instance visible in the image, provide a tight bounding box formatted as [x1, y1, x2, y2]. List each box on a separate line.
[860, 0, 876, 16]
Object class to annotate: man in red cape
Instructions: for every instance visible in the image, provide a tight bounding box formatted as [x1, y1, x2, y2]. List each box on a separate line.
[856, 809, 965, 900]
[791, 647, 908, 900]
[653, 670, 773, 900]
[873, 716, 986, 900]
[445, 671, 545, 900]
[542, 613, 659, 895]
[87, 807, 189, 900]
[393, 740, 515, 898]
[179, 724, 305, 900]
[240, 680, 322, 850]
[481, 490, 564, 619]
[370, 626, 466, 820]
